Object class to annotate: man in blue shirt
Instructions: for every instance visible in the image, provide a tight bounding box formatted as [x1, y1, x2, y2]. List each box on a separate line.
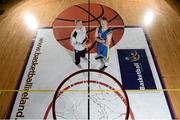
[95, 17, 112, 71]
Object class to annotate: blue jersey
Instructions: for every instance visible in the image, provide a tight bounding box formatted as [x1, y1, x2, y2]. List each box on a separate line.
[98, 26, 112, 40]
[97, 26, 112, 60]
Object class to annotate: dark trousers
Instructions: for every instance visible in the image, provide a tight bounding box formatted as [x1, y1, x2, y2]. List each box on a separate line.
[75, 49, 86, 65]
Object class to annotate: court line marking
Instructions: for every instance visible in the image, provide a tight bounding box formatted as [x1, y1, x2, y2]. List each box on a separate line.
[1, 89, 180, 93]
[53, 25, 124, 28]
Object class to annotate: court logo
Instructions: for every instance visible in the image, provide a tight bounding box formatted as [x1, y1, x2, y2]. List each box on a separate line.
[125, 51, 140, 62]
[117, 49, 157, 90]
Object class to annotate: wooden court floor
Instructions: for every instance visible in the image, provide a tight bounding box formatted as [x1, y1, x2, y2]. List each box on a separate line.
[0, 0, 180, 119]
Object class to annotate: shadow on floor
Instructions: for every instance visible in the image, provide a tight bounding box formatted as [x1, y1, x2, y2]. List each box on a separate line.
[165, 0, 180, 16]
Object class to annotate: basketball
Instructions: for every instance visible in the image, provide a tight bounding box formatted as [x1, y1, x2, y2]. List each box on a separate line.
[85, 39, 91, 48]
[52, 3, 124, 53]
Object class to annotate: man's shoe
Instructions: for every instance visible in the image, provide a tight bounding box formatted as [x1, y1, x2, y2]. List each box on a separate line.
[76, 64, 82, 68]
[99, 65, 107, 71]
[95, 55, 103, 60]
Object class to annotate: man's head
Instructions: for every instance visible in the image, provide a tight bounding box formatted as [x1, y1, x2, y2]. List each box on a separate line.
[75, 20, 83, 30]
[101, 17, 108, 28]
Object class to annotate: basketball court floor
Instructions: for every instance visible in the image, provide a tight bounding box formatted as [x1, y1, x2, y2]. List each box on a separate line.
[0, 0, 180, 119]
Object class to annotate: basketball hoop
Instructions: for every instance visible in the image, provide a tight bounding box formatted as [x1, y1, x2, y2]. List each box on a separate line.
[49, 69, 134, 119]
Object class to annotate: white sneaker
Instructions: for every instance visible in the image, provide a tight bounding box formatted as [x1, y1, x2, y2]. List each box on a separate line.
[76, 64, 82, 68]
[103, 59, 109, 66]
[99, 65, 108, 71]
